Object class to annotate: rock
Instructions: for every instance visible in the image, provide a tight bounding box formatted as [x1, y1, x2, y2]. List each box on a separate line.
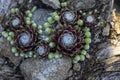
[98, 0, 113, 22]
[0, 37, 23, 66]
[101, 72, 120, 80]
[87, 72, 120, 80]
[114, 22, 120, 34]
[97, 42, 109, 49]
[41, 0, 60, 9]
[109, 39, 120, 46]
[87, 76, 100, 80]
[93, 33, 101, 43]
[96, 45, 120, 60]
[102, 23, 110, 36]
[96, 44, 120, 72]
[0, 77, 5, 80]
[0, 65, 14, 76]
[112, 8, 120, 34]
[68, 77, 73, 80]
[106, 0, 114, 21]
[0, 0, 12, 23]
[104, 56, 120, 64]
[0, 25, 4, 36]
[0, 76, 20, 80]
[32, 9, 53, 26]
[101, 0, 112, 4]
[0, 57, 5, 65]
[68, 70, 73, 77]
[0, 65, 21, 80]
[73, 63, 81, 71]
[20, 58, 72, 80]
[69, 0, 96, 10]
[18, 0, 24, 4]
[106, 60, 120, 71]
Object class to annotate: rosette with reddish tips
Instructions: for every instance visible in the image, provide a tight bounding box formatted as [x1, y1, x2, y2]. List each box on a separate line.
[60, 8, 78, 25]
[35, 41, 50, 57]
[14, 26, 38, 52]
[7, 13, 24, 31]
[54, 27, 84, 57]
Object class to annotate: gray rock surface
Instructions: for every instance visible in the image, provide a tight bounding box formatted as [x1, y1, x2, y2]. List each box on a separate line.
[100, 0, 113, 22]
[102, 23, 110, 36]
[0, 0, 12, 23]
[88, 72, 120, 80]
[32, 9, 53, 26]
[73, 63, 81, 71]
[96, 43, 120, 73]
[0, 57, 5, 65]
[0, 25, 3, 35]
[101, 72, 120, 80]
[0, 37, 23, 66]
[20, 58, 72, 80]
[96, 45, 120, 60]
[69, 0, 96, 10]
[105, 60, 120, 71]
[0, 65, 14, 77]
[93, 29, 102, 43]
[0, 65, 20, 80]
[41, 0, 60, 9]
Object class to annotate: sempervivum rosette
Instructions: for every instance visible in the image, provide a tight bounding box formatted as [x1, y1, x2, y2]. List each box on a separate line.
[6, 13, 24, 31]
[79, 9, 100, 27]
[54, 27, 84, 57]
[52, 25, 91, 63]
[14, 27, 38, 52]
[35, 41, 50, 57]
[8, 26, 39, 58]
[2, 8, 25, 31]
[85, 15, 96, 27]
[60, 8, 78, 25]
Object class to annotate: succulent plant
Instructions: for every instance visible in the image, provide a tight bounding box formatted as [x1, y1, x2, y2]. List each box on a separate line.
[85, 15, 96, 27]
[47, 2, 94, 63]
[60, 8, 78, 25]
[6, 13, 24, 31]
[1, 1, 97, 63]
[2, 7, 42, 57]
[80, 9, 99, 27]
[35, 41, 50, 57]
[14, 27, 38, 52]
[54, 27, 84, 57]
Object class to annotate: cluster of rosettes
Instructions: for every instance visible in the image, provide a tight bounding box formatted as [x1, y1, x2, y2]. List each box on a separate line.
[1, 2, 97, 63]
[2, 7, 49, 58]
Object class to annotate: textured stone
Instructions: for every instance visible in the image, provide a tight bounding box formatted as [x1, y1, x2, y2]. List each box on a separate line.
[32, 9, 53, 26]
[0, 25, 3, 35]
[73, 63, 81, 71]
[20, 58, 72, 80]
[41, 0, 60, 9]
[102, 24, 110, 36]
[101, 72, 120, 80]
[0, 37, 23, 66]
[0, 56, 5, 65]
[87, 72, 120, 80]
[0, 65, 14, 76]
[106, 60, 120, 71]
[0, 0, 12, 23]
[69, 0, 96, 10]
[96, 45, 120, 60]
